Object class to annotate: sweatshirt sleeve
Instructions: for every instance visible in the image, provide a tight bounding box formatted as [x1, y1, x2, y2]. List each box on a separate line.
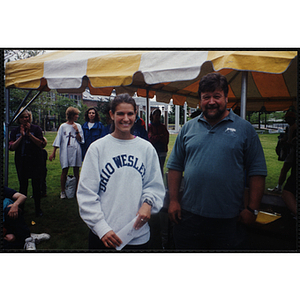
[140, 145, 165, 214]
[76, 144, 112, 239]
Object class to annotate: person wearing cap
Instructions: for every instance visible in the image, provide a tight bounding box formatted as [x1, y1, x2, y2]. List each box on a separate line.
[167, 72, 267, 250]
[268, 111, 297, 193]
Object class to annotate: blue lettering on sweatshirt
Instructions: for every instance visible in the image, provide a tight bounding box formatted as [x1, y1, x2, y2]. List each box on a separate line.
[100, 154, 146, 192]
[99, 162, 115, 192]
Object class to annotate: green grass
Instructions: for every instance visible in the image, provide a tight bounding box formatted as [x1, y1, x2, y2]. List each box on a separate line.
[6, 132, 286, 250]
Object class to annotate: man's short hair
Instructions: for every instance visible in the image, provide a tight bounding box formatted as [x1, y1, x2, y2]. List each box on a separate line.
[198, 72, 229, 98]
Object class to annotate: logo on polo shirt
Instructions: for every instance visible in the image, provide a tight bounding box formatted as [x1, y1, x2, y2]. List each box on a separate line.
[225, 128, 236, 133]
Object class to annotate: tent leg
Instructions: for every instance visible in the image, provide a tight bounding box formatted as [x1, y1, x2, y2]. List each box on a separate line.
[175, 105, 180, 132]
[4, 88, 10, 186]
[9, 89, 33, 125]
[240, 71, 248, 120]
[10, 87, 46, 125]
[146, 89, 149, 131]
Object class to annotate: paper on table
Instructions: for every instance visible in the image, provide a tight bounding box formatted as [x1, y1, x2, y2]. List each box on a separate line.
[115, 216, 145, 250]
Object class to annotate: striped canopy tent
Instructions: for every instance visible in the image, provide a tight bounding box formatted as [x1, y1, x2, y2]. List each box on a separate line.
[5, 50, 298, 115]
[4, 50, 298, 186]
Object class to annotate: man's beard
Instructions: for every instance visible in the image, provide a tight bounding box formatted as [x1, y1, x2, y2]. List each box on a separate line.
[203, 105, 227, 120]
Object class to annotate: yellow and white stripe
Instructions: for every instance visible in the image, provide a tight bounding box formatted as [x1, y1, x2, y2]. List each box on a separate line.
[5, 50, 297, 110]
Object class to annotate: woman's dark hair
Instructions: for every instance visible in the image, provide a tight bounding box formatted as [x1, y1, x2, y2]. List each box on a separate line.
[110, 93, 137, 114]
[110, 93, 137, 133]
[84, 107, 100, 122]
[198, 72, 229, 98]
[150, 108, 161, 123]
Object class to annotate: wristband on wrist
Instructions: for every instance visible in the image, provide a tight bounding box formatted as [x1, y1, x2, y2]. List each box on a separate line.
[143, 199, 153, 207]
[246, 206, 259, 216]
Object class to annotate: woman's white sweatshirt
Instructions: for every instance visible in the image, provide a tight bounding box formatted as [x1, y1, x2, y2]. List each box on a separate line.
[77, 134, 165, 245]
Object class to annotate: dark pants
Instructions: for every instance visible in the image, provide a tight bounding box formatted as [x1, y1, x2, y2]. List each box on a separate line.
[88, 230, 149, 251]
[18, 176, 41, 214]
[3, 207, 31, 249]
[173, 209, 248, 251]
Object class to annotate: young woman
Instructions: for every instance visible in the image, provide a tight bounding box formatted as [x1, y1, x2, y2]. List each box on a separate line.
[77, 94, 165, 250]
[81, 107, 105, 160]
[49, 107, 84, 199]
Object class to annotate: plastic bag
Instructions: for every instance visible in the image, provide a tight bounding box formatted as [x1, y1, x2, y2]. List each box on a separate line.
[65, 175, 77, 199]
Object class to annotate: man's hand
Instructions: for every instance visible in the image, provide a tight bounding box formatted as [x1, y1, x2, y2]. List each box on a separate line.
[168, 200, 182, 224]
[239, 208, 257, 225]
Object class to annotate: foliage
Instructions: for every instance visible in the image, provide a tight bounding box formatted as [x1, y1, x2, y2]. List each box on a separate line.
[51, 93, 87, 126]
[168, 104, 189, 125]
[96, 101, 111, 126]
[4, 49, 45, 64]
[248, 111, 286, 124]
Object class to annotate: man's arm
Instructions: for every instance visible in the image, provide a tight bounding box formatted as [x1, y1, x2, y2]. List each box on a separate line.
[240, 175, 265, 224]
[168, 169, 183, 224]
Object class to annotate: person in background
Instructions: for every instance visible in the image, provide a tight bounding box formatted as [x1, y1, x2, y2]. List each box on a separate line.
[268, 111, 297, 193]
[40, 137, 48, 197]
[77, 93, 165, 250]
[132, 114, 149, 140]
[49, 107, 84, 199]
[81, 107, 105, 160]
[3, 186, 50, 250]
[148, 108, 169, 176]
[9, 108, 44, 217]
[281, 120, 297, 216]
[167, 72, 267, 250]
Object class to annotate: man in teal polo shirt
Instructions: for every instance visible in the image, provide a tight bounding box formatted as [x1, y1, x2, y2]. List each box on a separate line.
[167, 72, 267, 250]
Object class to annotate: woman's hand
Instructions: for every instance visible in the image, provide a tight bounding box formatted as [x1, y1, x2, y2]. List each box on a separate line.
[134, 202, 151, 229]
[20, 124, 25, 136]
[72, 124, 78, 131]
[101, 230, 122, 249]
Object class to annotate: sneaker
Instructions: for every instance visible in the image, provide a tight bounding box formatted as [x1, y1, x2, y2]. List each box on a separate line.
[31, 233, 50, 244]
[24, 237, 36, 250]
[60, 191, 66, 199]
[267, 186, 282, 193]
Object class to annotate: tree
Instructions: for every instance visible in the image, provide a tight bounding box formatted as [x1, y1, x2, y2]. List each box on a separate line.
[4, 49, 45, 64]
[52, 93, 86, 127]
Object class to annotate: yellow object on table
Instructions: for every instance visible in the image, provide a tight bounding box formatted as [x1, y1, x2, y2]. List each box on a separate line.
[255, 211, 281, 224]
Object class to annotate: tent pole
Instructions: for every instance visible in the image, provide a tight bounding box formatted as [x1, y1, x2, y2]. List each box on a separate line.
[240, 71, 248, 120]
[5, 88, 10, 186]
[10, 87, 46, 125]
[9, 89, 33, 125]
[146, 88, 149, 131]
